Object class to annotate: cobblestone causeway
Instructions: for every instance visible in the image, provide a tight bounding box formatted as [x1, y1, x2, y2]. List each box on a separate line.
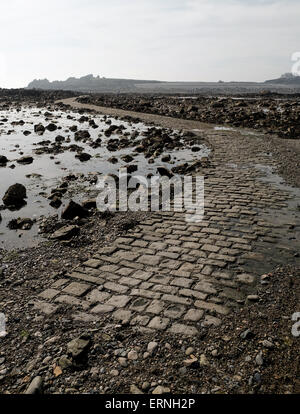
[34, 101, 300, 335]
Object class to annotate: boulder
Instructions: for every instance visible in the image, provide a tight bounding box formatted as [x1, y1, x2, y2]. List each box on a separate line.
[3, 183, 27, 207]
[17, 156, 34, 165]
[0, 155, 8, 165]
[61, 200, 89, 220]
[50, 225, 80, 240]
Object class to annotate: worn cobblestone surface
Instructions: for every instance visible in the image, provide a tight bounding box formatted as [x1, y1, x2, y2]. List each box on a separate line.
[33, 101, 300, 335]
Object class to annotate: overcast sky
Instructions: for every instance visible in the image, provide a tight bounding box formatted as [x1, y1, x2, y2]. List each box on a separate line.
[0, 0, 299, 87]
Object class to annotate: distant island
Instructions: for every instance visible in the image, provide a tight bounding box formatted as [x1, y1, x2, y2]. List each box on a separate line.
[27, 74, 162, 92]
[265, 73, 300, 85]
[26, 73, 300, 94]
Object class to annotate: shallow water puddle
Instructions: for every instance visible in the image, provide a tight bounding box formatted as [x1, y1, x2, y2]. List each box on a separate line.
[0, 107, 210, 249]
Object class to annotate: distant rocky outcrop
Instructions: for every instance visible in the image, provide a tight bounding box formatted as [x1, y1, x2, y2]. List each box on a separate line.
[27, 74, 161, 92]
[265, 73, 300, 85]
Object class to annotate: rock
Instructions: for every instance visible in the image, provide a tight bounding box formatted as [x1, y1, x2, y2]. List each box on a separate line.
[50, 225, 80, 240]
[157, 166, 174, 178]
[255, 351, 264, 366]
[247, 295, 259, 303]
[262, 340, 274, 349]
[3, 183, 26, 207]
[0, 155, 8, 165]
[49, 197, 62, 209]
[17, 156, 34, 165]
[34, 124, 45, 134]
[67, 335, 91, 359]
[142, 382, 150, 391]
[8, 218, 34, 230]
[183, 356, 198, 368]
[185, 347, 194, 356]
[130, 385, 144, 394]
[240, 329, 255, 340]
[46, 123, 57, 132]
[118, 357, 128, 368]
[82, 199, 97, 209]
[127, 350, 139, 360]
[147, 342, 158, 354]
[75, 152, 92, 162]
[200, 354, 209, 366]
[58, 356, 72, 369]
[152, 386, 170, 395]
[24, 376, 43, 394]
[61, 200, 89, 220]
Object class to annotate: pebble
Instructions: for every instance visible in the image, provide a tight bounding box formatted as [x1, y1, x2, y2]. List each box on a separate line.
[262, 340, 274, 349]
[111, 369, 119, 377]
[185, 347, 194, 356]
[24, 376, 43, 394]
[127, 350, 138, 360]
[240, 329, 255, 340]
[130, 385, 143, 394]
[152, 386, 170, 395]
[142, 382, 150, 391]
[255, 351, 264, 366]
[118, 357, 128, 367]
[147, 342, 158, 354]
[200, 354, 209, 366]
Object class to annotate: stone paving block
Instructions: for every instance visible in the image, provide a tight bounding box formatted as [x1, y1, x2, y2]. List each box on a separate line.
[164, 304, 186, 319]
[130, 289, 161, 300]
[83, 259, 102, 269]
[170, 277, 193, 288]
[208, 253, 236, 263]
[201, 244, 220, 253]
[85, 289, 111, 304]
[115, 251, 140, 262]
[55, 295, 90, 310]
[113, 309, 132, 323]
[201, 315, 222, 327]
[104, 282, 129, 294]
[130, 297, 150, 311]
[91, 304, 115, 314]
[139, 282, 154, 290]
[118, 276, 141, 287]
[39, 289, 60, 300]
[195, 300, 229, 315]
[115, 267, 135, 277]
[138, 255, 162, 266]
[179, 288, 208, 301]
[106, 295, 131, 308]
[72, 312, 99, 322]
[162, 294, 192, 306]
[149, 274, 172, 285]
[184, 309, 204, 322]
[159, 259, 182, 270]
[32, 300, 58, 315]
[51, 279, 69, 289]
[67, 272, 104, 285]
[99, 264, 120, 273]
[148, 316, 170, 330]
[62, 282, 91, 297]
[168, 323, 198, 336]
[194, 281, 218, 294]
[130, 315, 151, 326]
[146, 300, 166, 315]
[151, 285, 179, 295]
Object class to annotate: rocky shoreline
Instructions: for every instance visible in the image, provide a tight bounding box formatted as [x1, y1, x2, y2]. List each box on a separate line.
[77, 93, 300, 140]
